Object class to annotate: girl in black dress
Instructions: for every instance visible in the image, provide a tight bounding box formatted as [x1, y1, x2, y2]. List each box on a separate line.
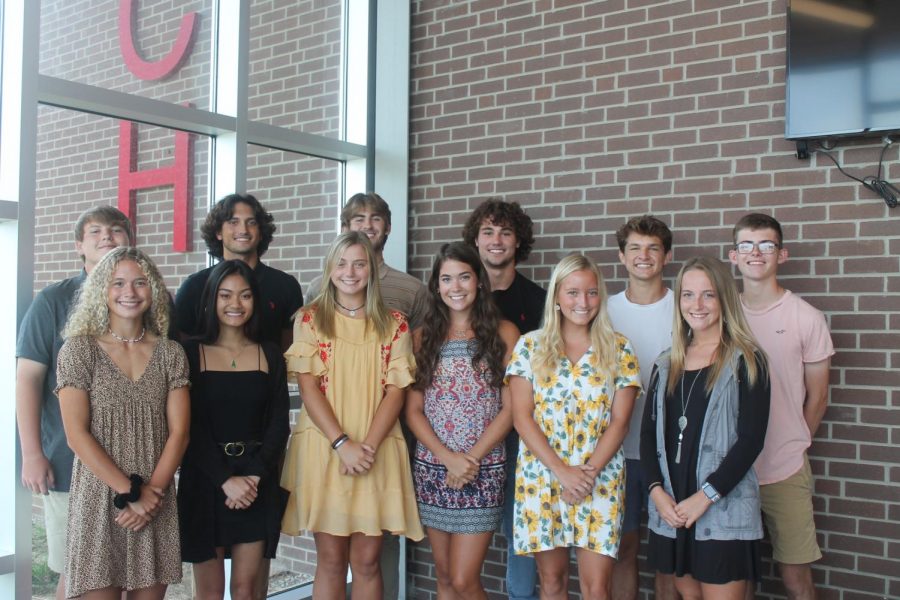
[177, 260, 290, 599]
[641, 256, 770, 600]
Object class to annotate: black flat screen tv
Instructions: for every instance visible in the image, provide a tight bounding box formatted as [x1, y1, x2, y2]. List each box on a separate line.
[786, 0, 900, 141]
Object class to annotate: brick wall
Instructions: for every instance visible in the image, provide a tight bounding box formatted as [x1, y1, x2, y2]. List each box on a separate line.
[408, 1, 899, 599]
[25, 0, 900, 598]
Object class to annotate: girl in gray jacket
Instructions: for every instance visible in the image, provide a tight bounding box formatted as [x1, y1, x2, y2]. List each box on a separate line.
[640, 256, 770, 600]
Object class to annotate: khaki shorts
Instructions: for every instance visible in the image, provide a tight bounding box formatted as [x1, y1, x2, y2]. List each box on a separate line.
[759, 456, 822, 565]
[42, 491, 69, 574]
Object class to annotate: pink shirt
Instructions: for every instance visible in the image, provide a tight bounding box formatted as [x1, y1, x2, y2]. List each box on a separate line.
[742, 290, 834, 484]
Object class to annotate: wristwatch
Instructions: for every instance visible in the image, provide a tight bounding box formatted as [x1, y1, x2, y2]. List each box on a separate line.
[701, 481, 721, 504]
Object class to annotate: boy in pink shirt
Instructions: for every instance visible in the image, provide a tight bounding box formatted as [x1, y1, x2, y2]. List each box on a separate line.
[729, 214, 834, 600]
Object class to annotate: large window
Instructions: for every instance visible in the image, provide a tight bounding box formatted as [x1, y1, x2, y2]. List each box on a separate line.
[1, 1, 410, 597]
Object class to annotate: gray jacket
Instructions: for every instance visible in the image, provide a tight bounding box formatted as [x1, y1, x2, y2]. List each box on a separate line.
[646, 351, 764, 541]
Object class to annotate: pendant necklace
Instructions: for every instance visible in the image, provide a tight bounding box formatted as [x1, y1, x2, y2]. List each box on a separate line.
[335, 299, 365, 316]
[109, 327, 146, 343]
[675, 369, 701, 464]
[226, 343, 249, 369]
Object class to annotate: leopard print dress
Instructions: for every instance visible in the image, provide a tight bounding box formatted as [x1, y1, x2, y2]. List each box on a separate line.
[55, 335, 189, 597]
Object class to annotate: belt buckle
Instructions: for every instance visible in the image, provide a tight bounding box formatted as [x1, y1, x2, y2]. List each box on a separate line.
[224, 442, 245, 457]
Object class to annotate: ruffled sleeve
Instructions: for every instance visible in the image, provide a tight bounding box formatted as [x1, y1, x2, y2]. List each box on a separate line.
[504, 332, 533, 384]
[385, 315, 415, 389]
[54, 336, 95, 394]
[163, 339, 190, 390]
[284, 309, 327, 378]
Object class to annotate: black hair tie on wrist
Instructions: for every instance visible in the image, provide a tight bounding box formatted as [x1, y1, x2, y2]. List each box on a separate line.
[113, 474, 145, 509]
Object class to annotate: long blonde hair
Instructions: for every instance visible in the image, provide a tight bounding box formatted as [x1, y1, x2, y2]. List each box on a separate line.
[667, 255, 766, 395]
[533, 254, 618, 384]
[63, 247, 170, 339]
[309, 231, 393, 341]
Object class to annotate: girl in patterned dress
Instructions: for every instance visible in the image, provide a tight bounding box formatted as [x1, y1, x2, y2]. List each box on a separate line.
[406, 242, 520, 599]
[506, 254, 641, 600]
[57, 247, 190, 599]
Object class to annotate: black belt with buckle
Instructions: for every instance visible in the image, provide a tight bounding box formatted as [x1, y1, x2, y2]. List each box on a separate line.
[217, 441, 262, 457]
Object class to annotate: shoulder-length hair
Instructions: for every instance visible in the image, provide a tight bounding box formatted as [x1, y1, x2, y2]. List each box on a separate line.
[196, 259, 261, 344]
[414, 242, 505, 390]
[310, 231, 392, 341]
[63, 247, 170, 339]
[533, 254, 618, 384]
[200, 193, 277, 259]
[667, 255, 767, 395]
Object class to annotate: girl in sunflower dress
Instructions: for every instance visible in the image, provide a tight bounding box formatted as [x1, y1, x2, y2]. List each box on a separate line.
[506, 254, 641, 600]
[280, 231, 423, 600]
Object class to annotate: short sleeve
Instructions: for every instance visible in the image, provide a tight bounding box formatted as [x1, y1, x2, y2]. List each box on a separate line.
[164, 340, 190, 390]
[504, 333, 533, 384]
[802, 308, 835, 364]
[614, 335, 641, 391]
[385, 315, 415, 389]
[16, 290, 55, 364]
[284, 310, 327, 378]
[54, 336, 95, 394]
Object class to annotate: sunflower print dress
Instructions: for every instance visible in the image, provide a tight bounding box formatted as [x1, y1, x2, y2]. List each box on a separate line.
[505, 332, 640, 557]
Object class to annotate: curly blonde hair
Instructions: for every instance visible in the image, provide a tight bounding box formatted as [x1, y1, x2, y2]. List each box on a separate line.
[63, 247, 170, 339]
[533, 254, 618, 384]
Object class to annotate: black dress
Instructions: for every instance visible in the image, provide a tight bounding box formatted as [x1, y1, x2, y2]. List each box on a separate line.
[177, 341, 290, 562]
[640, 358, 769, 584]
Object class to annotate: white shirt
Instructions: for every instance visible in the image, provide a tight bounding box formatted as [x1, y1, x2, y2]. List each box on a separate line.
[607, 288, 674, 460]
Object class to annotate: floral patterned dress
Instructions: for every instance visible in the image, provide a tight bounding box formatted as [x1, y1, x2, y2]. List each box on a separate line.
[505, 332, 640, 557]
[413, 339, 506, 533]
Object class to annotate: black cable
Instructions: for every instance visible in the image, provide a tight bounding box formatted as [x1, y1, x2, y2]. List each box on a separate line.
[814, 140, 898, 208]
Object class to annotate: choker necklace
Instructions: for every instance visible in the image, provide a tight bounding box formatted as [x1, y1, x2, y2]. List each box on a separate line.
[451, 327, 472, 339]
[335, 299, 365, 316]
[675, 370, 702, 464]
[109, 327, 146, 344]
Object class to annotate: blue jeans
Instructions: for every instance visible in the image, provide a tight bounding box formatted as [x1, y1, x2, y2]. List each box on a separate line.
[503, 434, 538, 600]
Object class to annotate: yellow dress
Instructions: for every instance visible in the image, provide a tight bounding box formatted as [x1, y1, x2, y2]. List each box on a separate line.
[280, 308, 424, 540]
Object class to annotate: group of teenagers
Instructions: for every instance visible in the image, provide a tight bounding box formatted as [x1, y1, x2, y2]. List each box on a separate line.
[16, 192, 833, 600]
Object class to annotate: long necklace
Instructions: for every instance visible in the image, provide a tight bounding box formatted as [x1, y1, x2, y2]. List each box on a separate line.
[335, 298, 365, 316]
[109, 327, 146, 343]
[675, 370, 701, 464]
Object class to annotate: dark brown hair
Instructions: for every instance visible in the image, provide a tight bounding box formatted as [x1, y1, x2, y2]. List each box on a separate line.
[732, 213, 783, 246]
[414, 242, 506, 390]
[461, 198, 535, 264]
[615, 214, 673, 253]
[200, 193, 276, 259]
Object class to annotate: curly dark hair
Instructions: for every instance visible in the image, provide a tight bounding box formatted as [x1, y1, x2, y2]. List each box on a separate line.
[195, 259, 261, 344]
[414, 242, 507, 391]
[200, 193, 276, 259]
[461, 198, 535, 264]
[615, 215, 673, 253]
